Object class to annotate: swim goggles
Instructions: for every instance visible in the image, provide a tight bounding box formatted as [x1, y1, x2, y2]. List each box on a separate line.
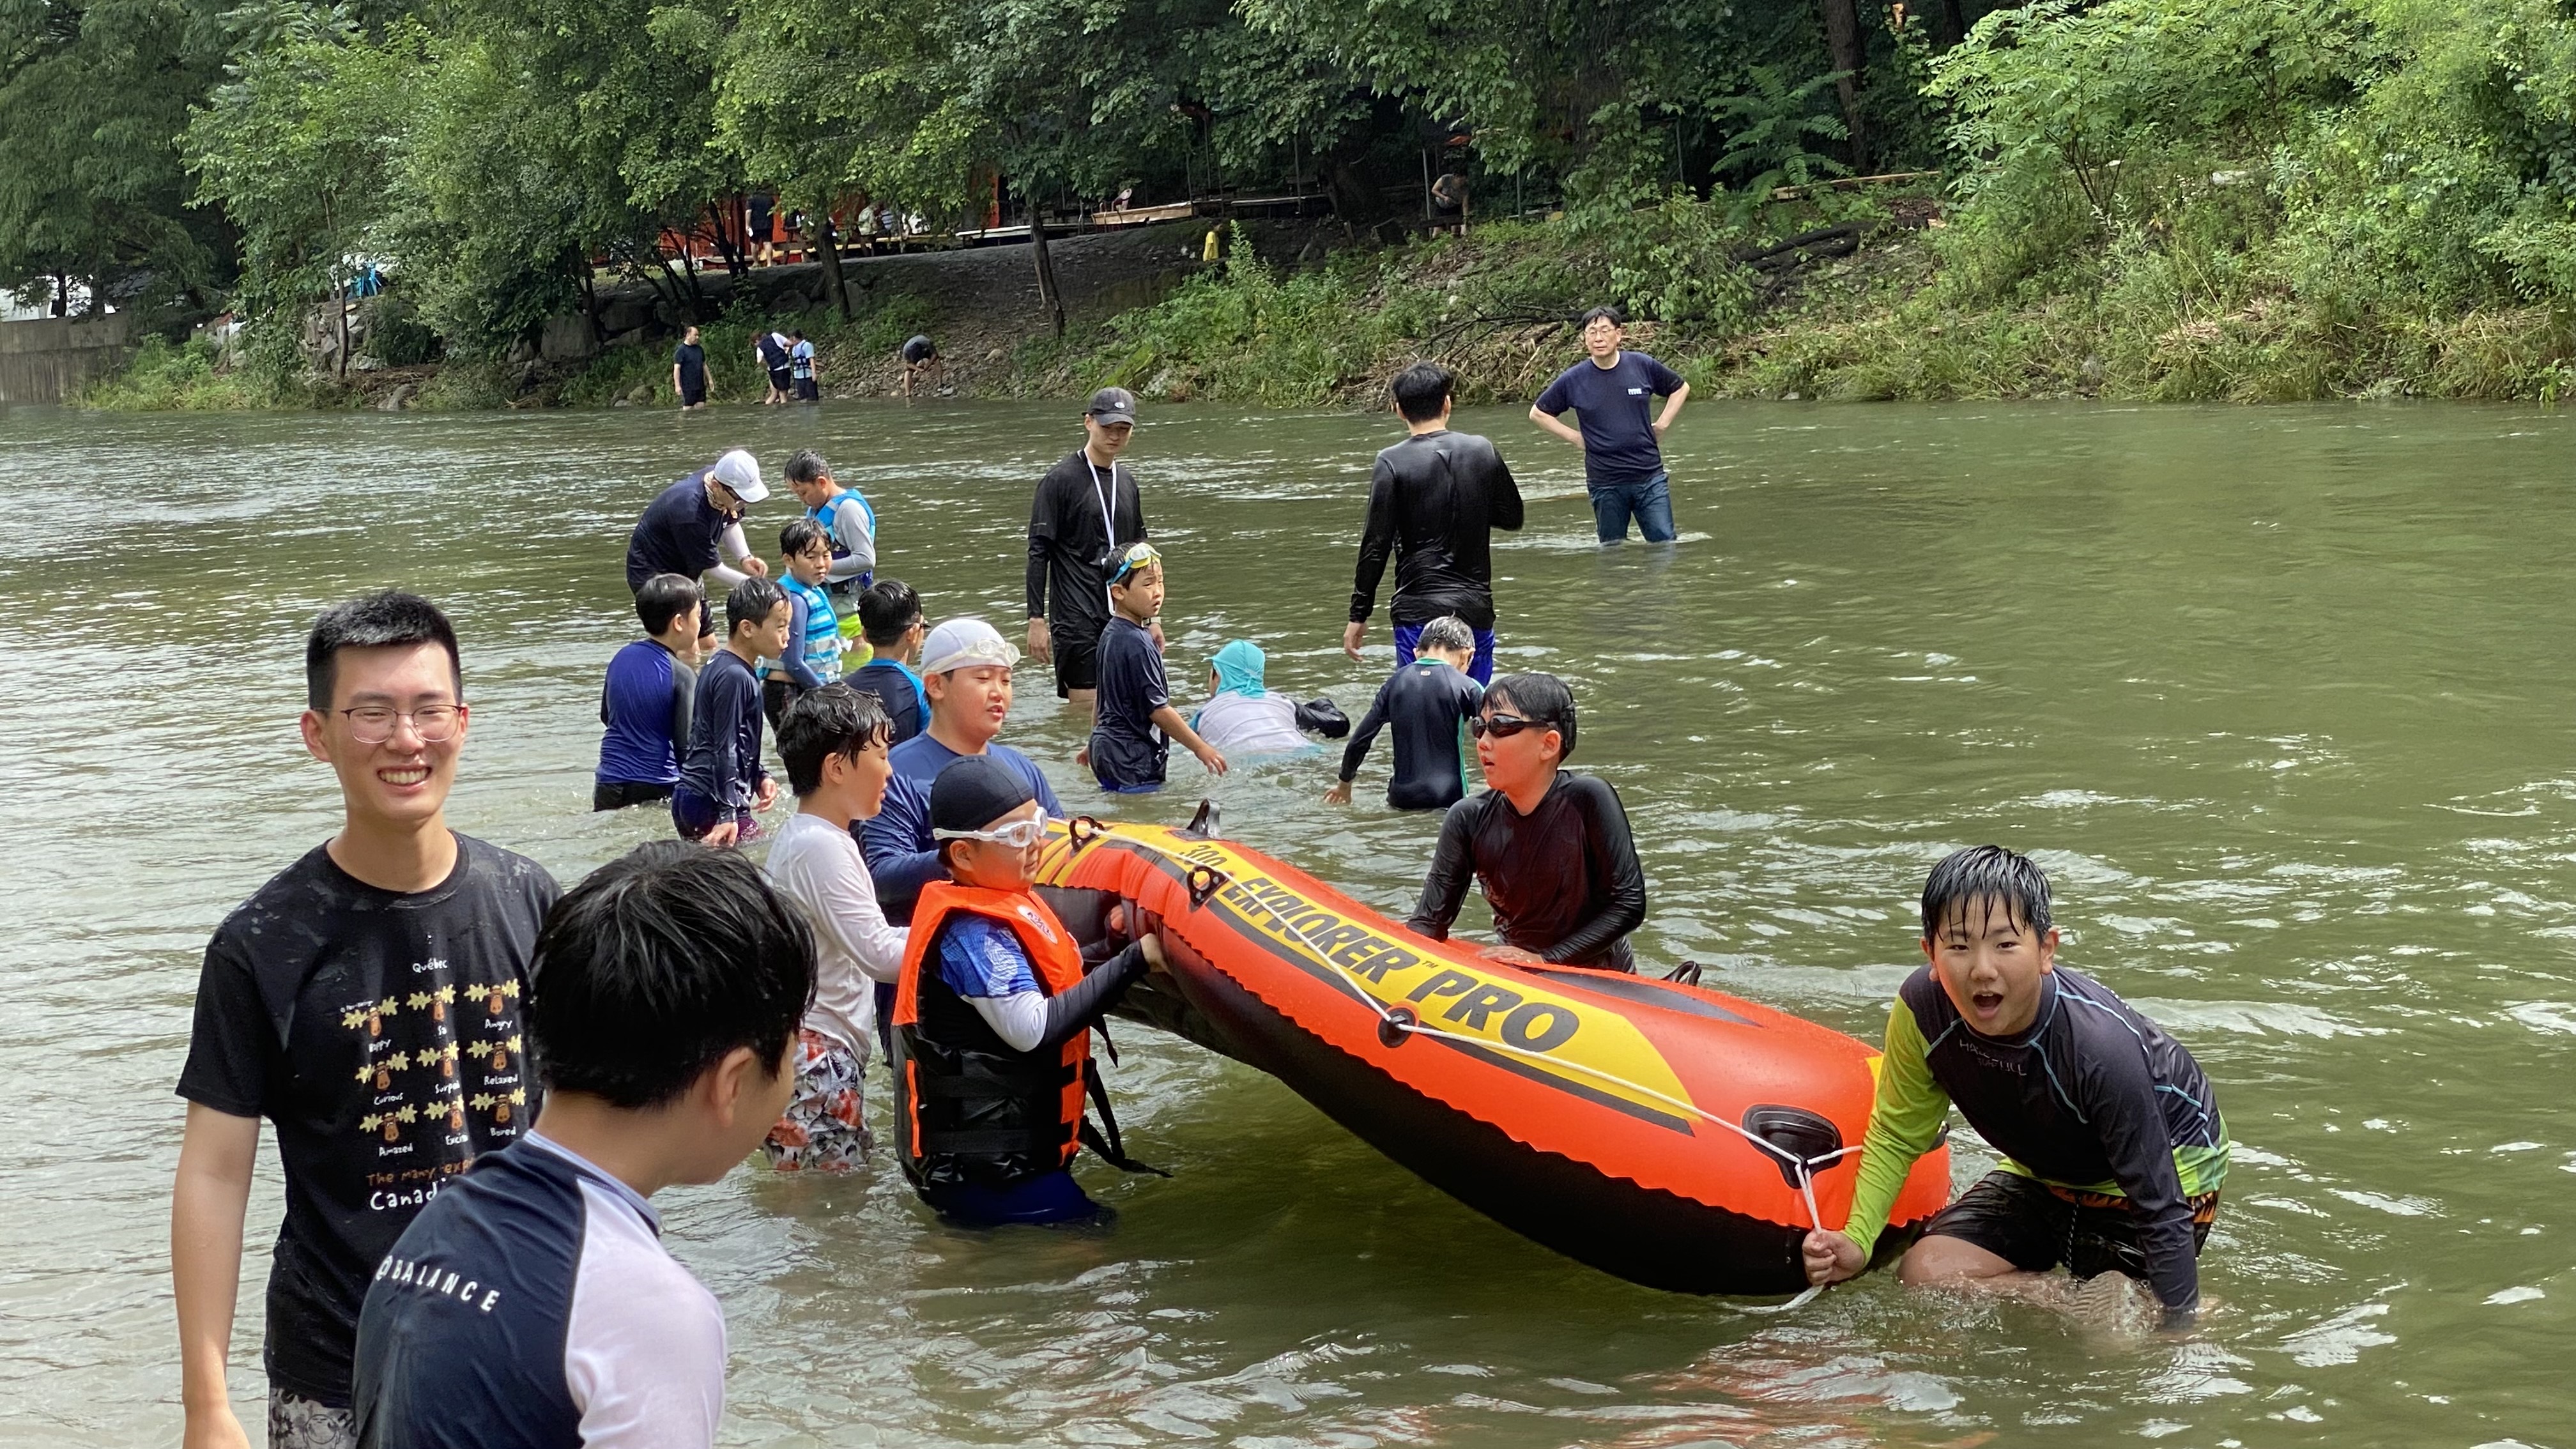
[1109, 541, 1163, 584]
[931, 816, 1051, 848]
[1468, 712, 1543, 739]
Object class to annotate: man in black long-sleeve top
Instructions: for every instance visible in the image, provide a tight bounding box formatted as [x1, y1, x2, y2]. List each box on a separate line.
[1344, 362, 1524, 686]
[1025, 388, 1150, 716]
[1407, 672, 1648, 972]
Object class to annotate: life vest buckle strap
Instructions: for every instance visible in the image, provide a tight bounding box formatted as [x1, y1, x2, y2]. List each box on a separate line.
[1080, 1058, 1168, 1177]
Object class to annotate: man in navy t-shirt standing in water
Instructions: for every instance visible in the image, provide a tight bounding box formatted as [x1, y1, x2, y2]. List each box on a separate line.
[1529, 306, 1692, 543]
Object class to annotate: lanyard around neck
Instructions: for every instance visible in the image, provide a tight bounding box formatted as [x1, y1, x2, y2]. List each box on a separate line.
[1085, 457, 1117, 547]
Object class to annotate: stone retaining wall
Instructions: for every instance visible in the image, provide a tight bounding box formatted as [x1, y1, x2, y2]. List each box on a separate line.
[0, 314, 136, 404]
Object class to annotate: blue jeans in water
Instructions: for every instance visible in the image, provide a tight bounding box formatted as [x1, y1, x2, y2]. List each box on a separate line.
[1590, 472, 1677, 543]
[1393, 622, 1497, 685]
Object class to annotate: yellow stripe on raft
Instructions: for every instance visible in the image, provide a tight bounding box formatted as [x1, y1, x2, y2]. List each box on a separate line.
[1117, 831, 1699, 1126]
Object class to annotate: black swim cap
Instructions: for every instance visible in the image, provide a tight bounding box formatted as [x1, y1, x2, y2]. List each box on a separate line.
[930, 755, 1037, 834]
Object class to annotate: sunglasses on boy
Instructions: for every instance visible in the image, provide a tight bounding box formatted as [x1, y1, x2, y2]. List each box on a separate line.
[932, 816, 1051, 848]
[1467, 712, 1547, 740]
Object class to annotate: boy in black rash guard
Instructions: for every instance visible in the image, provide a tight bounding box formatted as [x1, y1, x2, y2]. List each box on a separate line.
[1802, 847, 2229, 1328]
[1329, 614, 1483, 810]
[1407, 672, 1647, 972]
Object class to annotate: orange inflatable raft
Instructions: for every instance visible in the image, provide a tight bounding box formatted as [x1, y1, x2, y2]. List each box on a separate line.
[1034, 816, 1952, 1296]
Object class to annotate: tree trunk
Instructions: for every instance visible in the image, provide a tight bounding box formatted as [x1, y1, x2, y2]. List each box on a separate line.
[51, 272, 67, 317]
[1820, 0, 1874, 174]
[1932, 0, 1967, 49]
[707, 201, 749, 280]
[1028, 199, 1066, 339]
[816, 213, 851, 321]
[578, 254, 602, 344]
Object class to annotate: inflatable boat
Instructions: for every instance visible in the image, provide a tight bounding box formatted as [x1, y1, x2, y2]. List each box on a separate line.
[1034, 815, 1952, 1296]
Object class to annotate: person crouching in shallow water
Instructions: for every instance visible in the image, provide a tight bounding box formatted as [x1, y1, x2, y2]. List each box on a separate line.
[891, 756, 1165, 1226]
[1802, 845, 2230, 1329]
[1406, 671, 1648, 972]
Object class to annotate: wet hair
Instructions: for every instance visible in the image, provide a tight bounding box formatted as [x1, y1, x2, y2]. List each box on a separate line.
[526, 842, 815, 1109]
[859, 578, 922, 648]
[1920, 845, 2053, 940]
[779, 517, 829, 557]
[725, 576, 787, 635]
[1390, 361, 1455, 423]
[789, 329, 806, 342]
[634, 572, 703, 637]
[305, 590, 462, 710]
[1417, 615, 1475, 656]
[1481, 671, 1577, 762]
[778, 682, 893, 795]
[1578, 305, 1625, 330]
[784, 448, 829, 485]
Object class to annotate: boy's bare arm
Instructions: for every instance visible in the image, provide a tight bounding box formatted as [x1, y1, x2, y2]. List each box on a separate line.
[172, 1103, 260, 1449]
[1150, 705, 1228, 774]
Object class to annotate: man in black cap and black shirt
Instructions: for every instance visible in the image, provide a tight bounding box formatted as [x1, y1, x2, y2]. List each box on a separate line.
[1344, 362, 1524, 685]
[1025, 387, 1153, 716]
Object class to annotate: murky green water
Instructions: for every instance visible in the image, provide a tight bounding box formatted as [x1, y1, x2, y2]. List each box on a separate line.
[5, 396, 2572, 1447]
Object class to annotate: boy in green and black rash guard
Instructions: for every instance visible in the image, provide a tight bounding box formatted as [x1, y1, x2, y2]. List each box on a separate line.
[1804, 845, 2229, 1327]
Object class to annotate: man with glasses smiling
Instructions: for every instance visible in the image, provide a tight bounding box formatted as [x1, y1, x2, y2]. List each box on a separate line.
[1407, 672, 1648, 972]
[171, 592, 559, 1449]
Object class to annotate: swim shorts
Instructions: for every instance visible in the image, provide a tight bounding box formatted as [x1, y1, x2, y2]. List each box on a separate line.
[762, 677, 805, 733]
[922, 1167, 1100, 1227]
[1050, 615, 1102, 696]
[269, 1389, 355, 1449]
[768, 366, 793, 394]
[671, 784, 761, 845]
[1922, 1170, 2220, 1282]
[592, 779, 676, 812]
[763, 1029, 870, 1170]
[795, 377, 820, 401]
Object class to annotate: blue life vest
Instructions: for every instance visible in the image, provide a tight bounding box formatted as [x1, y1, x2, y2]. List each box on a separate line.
[813, 489, 877, 592]
[781, 574, 842, 683]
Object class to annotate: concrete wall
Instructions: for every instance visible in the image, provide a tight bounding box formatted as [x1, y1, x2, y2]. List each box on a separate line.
[0, 314, 136, 404]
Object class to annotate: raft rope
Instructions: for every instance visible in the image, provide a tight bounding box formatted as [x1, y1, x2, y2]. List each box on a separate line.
[1083, 826, 1864, 1310]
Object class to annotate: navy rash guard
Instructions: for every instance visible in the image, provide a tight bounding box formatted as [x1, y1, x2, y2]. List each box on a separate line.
[1338, 658, 1483, 810]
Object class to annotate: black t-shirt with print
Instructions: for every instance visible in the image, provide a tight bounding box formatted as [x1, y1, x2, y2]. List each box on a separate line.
[176, 833, 558, 1404]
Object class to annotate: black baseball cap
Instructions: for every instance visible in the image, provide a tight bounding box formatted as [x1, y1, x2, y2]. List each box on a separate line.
[1085, 387, 1138, 427]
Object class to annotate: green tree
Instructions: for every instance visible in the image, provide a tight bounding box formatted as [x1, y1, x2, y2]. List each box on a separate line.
[0, 0, 235, 312]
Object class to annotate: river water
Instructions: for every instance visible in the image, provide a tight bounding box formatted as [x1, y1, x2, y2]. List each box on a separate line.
[3, 397, 2571, 1446]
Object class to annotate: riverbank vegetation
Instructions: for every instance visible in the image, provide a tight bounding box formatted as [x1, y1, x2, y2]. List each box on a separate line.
[13, 0, 2576, 406]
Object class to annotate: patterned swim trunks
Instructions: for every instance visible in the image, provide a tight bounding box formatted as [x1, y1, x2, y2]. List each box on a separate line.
[270, 1388, 355, 1449]
[763, 1028, 870, 1171]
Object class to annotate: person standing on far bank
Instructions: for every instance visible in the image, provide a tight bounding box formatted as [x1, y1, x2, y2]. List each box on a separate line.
[1346, 361, 1524, 686]
[1529, 306, 1691, 544]
[671, 325, 708, 410]
[1025, 388, 1152, 717]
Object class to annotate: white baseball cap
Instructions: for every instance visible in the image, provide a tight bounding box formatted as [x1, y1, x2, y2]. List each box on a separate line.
[709, 448, 767, 503]
[919, 617, 1023, 675]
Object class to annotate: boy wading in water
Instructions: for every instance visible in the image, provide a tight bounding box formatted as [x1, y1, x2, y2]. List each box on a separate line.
[171, 593, 560, 1449]
[1329, 613, 1483, 811]
[1087, 542, 1227, 793]
[892, 756, 1165, 1225]
[1803, 847, 2230, 1329]
[762, 684, 907, 1171]
[1407, 673, 1646, 971]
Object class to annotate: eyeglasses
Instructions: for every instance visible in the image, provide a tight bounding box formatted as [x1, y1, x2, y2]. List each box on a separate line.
[1110, 542, 1162, 584]
[339, 704, 463, 744]
[1468, 712, 1542, 740]
[931, 816, 1050, 848]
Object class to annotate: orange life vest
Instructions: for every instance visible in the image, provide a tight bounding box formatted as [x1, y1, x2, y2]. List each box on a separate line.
[891, 882, 1092, 1189]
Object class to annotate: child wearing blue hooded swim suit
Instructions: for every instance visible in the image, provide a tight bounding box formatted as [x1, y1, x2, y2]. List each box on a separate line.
[1191, 640, 1349, 754]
